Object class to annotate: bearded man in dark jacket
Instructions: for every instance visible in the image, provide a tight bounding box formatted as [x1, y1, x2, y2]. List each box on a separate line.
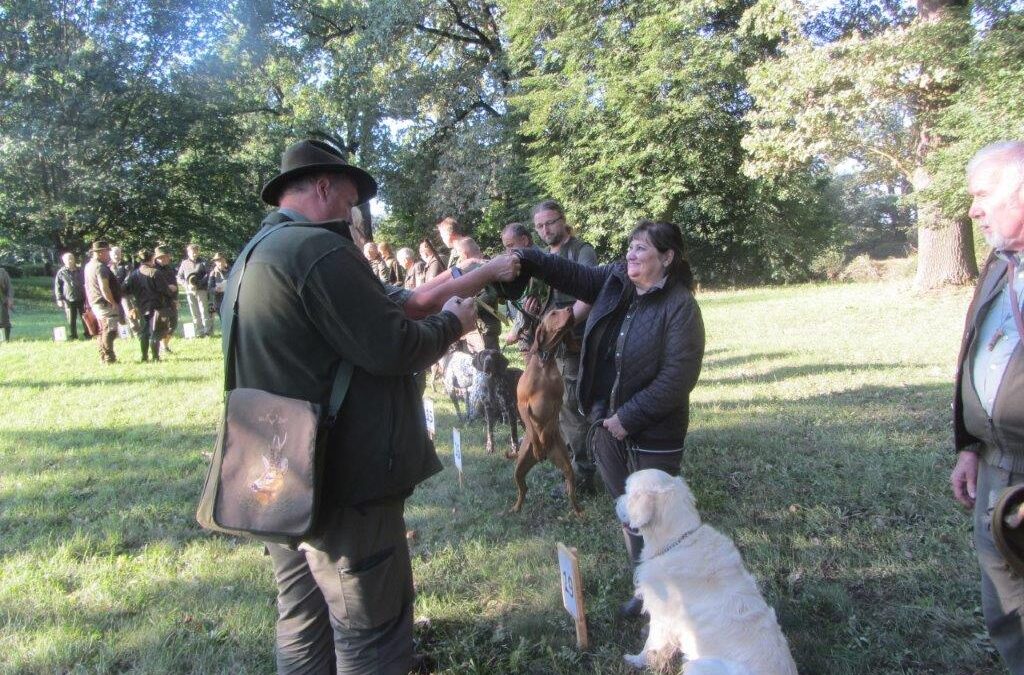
[229, 139, 478, 674]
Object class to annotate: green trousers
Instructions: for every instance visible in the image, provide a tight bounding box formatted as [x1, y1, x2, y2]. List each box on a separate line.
[265, 499, 414, 674]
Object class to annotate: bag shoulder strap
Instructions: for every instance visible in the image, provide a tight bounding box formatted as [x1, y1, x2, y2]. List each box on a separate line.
[221, 221, 292, 390]
[221, 218, 354, 420]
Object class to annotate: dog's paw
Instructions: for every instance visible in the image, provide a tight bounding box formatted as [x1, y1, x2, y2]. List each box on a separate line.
[624, 653, 646, 669]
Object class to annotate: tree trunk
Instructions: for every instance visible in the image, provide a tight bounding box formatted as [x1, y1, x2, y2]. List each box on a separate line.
[909, 0, 977, 290]
[913, 203, 977, 290]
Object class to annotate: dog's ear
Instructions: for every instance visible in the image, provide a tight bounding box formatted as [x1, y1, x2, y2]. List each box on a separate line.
[628, 489, 656, 530]
[533, 315, 550, 350]
[553, 307, 574, 335]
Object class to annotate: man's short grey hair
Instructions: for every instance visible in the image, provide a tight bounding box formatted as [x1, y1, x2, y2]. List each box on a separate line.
[968, 140, 1024, 182]
[281, 172, 353, 198]
[396, 247, 415, 265]
[502, 222, 532, 242]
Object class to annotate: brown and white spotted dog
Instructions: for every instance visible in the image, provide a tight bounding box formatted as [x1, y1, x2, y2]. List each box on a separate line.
[469, 349, 523, 454]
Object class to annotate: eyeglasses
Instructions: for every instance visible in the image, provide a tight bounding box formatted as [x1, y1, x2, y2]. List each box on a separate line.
[536, 216, 563, 229]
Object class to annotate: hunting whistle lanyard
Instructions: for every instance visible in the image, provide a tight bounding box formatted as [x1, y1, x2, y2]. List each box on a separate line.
[221, 219, 353, 421]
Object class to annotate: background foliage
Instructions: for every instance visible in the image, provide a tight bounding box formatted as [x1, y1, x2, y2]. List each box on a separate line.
[0, 0, 1022, 284]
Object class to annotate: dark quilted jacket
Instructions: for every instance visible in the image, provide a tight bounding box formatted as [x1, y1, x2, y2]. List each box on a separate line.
[518, 248, 705, 449]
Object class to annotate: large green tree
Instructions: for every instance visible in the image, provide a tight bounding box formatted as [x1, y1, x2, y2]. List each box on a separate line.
[742, 0, 985, 289]
[927, 13, 1024, 226]
[259, 0, 532, 248]
[0, 0, 270, 256]
[502, 0, 838, 283]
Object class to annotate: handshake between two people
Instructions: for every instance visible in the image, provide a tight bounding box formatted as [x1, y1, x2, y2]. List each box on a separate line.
[436, 254, 524, 335]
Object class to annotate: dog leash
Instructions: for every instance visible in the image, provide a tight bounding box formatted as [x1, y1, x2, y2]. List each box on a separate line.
[474, 297, 510, 324]
[646, 524, 703, 559]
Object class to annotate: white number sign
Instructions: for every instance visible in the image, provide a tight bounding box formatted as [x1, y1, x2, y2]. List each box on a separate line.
[423, 398, 435, 438]
[452, 428, 463, 473]
[556, 542, 589, 649]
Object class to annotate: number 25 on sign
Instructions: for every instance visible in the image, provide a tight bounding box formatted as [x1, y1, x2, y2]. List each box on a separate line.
[556, 542, 588, 649]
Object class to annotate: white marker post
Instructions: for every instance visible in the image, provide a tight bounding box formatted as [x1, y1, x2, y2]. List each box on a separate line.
[117, 324, 131, 340]
[182, 322, 197, 339]
[557, 542, 589, 650]
[53, 326, 67, 342]
[423, 398, 435, 440]
[452, 427, 463, 487]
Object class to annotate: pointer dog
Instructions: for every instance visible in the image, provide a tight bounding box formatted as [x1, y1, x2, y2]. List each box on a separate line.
[508, 307, 581, 515]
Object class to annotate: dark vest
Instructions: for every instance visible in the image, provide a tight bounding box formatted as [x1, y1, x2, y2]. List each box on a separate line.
[956, 252, 1024, 472]
[551, 236, 591, 308]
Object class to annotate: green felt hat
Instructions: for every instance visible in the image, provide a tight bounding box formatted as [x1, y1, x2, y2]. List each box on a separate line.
[261, 140, 378, 207]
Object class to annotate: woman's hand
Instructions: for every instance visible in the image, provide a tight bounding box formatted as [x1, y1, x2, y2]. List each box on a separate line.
[603, 414, 627, 441]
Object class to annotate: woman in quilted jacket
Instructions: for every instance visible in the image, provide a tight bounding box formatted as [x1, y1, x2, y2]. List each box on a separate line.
[511, 220, 705, 616]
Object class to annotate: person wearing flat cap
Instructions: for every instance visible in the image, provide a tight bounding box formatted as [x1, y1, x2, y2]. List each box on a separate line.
[84, 240, 121, 364]
[222, 139, 483, 674]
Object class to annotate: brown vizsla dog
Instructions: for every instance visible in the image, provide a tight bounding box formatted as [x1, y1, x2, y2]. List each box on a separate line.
[507, 306, 582, 515]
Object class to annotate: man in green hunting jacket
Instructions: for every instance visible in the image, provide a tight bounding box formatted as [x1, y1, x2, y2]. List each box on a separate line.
[231, 139, 478, 674]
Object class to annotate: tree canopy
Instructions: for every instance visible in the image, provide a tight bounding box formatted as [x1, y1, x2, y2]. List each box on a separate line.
[1, 0, 1022, 286]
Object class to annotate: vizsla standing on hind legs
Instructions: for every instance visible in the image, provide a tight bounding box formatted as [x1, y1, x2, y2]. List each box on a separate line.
[508, 307, 583, 515]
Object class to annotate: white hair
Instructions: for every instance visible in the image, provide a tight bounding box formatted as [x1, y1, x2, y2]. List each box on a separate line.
[968, 140, 1024, 183]
[396, 247, 415, 265]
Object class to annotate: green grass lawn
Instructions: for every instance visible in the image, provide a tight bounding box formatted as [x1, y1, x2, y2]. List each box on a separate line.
[0, 276, 1001, 674]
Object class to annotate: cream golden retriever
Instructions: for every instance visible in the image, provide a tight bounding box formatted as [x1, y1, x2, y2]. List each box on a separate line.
[616, 469, 798, 675]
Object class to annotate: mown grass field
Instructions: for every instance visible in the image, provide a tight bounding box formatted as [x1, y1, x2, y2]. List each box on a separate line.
[0, 275, 1002, 674]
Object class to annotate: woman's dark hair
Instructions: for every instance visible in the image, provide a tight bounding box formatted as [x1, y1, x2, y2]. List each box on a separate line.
[628, 220, 694, 290]
[418, 238, 439, 259]
[136, 248, 154, 264]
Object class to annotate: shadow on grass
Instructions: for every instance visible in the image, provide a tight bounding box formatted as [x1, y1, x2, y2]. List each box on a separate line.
[0, 377, 999, 674]
[682, 381, 992, 673]
[700, 361, 897, 386]
[1, 553, 275, 674]
[701, 350, 793, 369]
[416, 379, 995, 673]
[2, 374, 210, 388]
